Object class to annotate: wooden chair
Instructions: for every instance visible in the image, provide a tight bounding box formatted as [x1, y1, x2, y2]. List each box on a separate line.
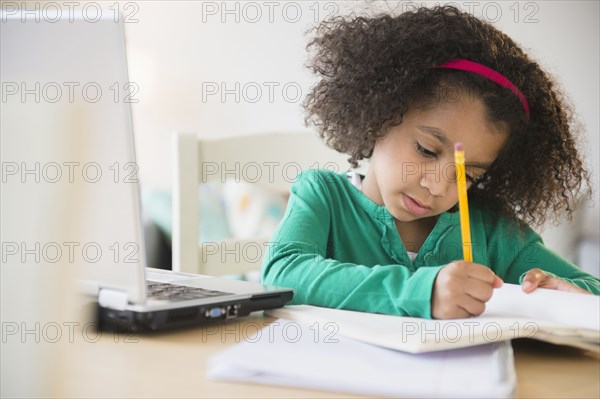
[171, 131, 352, 275]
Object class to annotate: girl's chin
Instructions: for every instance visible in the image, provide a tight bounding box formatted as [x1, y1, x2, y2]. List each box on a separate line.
[391, 205, 444, 222]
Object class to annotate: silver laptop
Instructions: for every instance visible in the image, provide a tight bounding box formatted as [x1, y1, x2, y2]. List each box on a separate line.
[1, 8, 293, 332]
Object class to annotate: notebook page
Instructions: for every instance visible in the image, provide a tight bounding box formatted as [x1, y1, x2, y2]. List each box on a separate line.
[267, 284, 599, 353]
[269, 305, 533, 352]
[484, 283, 600, 331]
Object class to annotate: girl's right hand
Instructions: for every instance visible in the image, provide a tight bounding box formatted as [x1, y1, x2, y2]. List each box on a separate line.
[431, 261, 503, 319]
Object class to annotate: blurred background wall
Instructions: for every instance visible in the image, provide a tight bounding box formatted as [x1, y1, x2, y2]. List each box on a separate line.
[119, 0, 599, 195]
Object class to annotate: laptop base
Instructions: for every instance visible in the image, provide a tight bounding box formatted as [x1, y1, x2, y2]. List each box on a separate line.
[97, 292, 293, 332]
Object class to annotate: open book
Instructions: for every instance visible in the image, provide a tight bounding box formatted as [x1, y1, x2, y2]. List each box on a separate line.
[267, 283, 600, 353]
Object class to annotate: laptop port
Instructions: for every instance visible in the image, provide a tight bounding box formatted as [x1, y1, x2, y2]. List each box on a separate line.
[206, 307, 225, 318]
[226, 304, 239, 319]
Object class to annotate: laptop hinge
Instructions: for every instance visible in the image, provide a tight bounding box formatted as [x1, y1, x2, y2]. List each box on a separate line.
[98, 288, 129, 310]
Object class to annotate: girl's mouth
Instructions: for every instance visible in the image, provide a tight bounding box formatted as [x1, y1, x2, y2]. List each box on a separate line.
[402, 194, 431, 216]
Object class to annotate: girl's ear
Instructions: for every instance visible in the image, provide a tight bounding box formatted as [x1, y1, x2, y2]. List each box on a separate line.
[472, 173, 486, 187]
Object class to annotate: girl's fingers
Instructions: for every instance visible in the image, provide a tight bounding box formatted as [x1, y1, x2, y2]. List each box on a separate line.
[522, 269, 590, 295]
[521, 268, 548, 293]
[465, 263, 497, 284]
[465, 279, 495, 302]
[539, 277, 591, 295]
[457, 294, 486, 318]
[492, 274, 504, 289]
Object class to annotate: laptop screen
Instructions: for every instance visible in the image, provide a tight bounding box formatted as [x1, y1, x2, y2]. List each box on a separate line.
[2, 10, 146, 303]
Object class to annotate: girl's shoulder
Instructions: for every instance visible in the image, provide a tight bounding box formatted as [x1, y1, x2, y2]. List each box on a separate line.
[291, 168, 367, 211]
[469, 199, 539, 242]
[291, 168, 348, 192]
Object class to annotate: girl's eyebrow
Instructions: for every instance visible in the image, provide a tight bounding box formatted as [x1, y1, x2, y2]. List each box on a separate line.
[418, 125, 451, 145]
[417, 125, 492, 170]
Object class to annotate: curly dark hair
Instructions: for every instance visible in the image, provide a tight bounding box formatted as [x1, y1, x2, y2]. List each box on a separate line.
[303, 5, 591, 228]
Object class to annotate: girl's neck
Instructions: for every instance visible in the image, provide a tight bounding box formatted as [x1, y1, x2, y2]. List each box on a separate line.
[395, 216, 438, 253]
[359, 167, 383, 205]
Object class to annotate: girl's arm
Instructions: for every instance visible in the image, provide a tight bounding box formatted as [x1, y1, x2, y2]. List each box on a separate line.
[261, 170, 444, 318]
[263, 240, 444, 318]
[499, 228, 600, 294]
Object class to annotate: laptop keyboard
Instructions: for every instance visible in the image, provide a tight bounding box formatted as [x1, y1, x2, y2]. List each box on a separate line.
[146, 281, 232, 301]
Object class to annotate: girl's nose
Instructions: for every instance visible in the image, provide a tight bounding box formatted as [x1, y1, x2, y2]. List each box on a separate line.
[419, 174, 450, 197]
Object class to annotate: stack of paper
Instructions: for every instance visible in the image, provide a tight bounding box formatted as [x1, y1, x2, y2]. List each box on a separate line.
[207, 319, 516, 398]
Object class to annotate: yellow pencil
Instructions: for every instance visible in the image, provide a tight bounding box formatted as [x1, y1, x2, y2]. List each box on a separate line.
[454, 143, 473, 262]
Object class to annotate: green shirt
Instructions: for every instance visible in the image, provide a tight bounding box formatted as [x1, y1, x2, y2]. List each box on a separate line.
[261, 169, 600, 319]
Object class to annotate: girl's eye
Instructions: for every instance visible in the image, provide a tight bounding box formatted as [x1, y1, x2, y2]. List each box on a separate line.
[416, 141, 482, 184]
[416, 142, 437, 158]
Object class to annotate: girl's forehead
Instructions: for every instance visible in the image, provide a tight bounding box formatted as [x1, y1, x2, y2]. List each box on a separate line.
[403, 98, 509, 160]
[407, 97, 509, 139]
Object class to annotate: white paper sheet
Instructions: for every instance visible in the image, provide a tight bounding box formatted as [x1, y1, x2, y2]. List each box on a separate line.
[207, 318, 516, 398]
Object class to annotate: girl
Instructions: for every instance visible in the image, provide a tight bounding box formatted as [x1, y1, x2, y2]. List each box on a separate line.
[261, 5, 600, 319]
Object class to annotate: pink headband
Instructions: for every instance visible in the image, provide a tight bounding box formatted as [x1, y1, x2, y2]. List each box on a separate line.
[433, 59, 530, 120]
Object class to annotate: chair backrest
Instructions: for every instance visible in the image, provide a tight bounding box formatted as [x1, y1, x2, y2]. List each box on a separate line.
[197, 132, 350, 192]
[172, 131, 353, 275]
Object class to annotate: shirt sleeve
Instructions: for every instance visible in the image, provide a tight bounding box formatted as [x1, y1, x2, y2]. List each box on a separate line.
[498, 222, 600, 294]
[261, 170, 444, 318]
